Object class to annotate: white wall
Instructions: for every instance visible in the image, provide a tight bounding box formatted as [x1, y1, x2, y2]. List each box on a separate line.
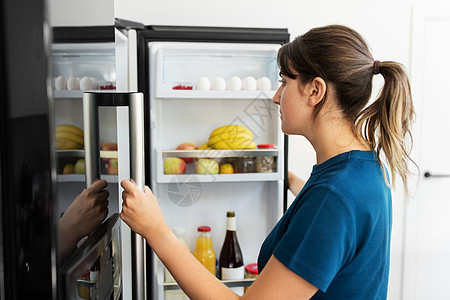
[48, 0, 114, 26]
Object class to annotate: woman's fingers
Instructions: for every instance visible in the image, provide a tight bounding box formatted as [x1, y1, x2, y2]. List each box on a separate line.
[121, 179, 136, 192]
[89, 179, 108, 191]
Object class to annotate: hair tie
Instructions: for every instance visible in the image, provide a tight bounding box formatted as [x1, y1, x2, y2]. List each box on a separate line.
[373, 60, 380, 75]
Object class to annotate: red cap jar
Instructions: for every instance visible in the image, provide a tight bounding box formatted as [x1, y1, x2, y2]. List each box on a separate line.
[255, 144, 276, 173]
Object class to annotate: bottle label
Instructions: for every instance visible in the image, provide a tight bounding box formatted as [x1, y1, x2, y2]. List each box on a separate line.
[221, 266, 244, 280]
[226, 217, 236, 231]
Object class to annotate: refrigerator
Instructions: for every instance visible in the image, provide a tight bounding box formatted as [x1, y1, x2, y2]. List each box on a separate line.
[132, 25, 290, 300]
[51, 23, 137, 299]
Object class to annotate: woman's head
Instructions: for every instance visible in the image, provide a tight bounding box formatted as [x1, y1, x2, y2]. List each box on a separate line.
[277, 24, 375, 122]
[277, 24, 416, 197]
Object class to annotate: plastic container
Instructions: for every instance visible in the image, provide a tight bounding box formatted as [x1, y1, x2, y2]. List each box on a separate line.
[244, 263, 258, 293]
[255, 144, 276, 173]
[234, 156, 255, 173]
[193, 226, 216, 276]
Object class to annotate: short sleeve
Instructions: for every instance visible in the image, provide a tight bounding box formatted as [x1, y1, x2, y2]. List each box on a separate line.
[273, 185, 356, 292]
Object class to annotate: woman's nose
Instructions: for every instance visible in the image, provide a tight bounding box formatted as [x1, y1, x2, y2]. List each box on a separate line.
[272, 85, 281, 105]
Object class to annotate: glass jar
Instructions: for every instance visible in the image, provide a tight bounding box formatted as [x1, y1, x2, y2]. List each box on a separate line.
[255, 144, 276, 173]
[244, 263, 258, 292]
[234, 156, 255, 173]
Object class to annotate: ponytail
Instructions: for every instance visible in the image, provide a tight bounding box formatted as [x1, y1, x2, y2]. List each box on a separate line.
[356, 61, 416, 197]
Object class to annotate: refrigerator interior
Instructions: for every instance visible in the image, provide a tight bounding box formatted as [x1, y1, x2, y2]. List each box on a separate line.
[148, 42, 284, 298]
[52, 42, 119, 219]
[51, 28, 129, 299]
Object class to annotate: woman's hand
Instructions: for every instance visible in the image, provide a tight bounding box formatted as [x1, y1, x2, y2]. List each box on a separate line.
[288, 171, 306, 197]
[59, 179, 109, 258]
[120, 179, 166, 240]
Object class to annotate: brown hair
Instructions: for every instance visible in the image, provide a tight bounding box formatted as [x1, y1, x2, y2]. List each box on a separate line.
[278, 24, 415, 197]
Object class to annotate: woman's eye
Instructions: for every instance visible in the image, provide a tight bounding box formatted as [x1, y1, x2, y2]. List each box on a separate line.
[278, 79, 286, 86]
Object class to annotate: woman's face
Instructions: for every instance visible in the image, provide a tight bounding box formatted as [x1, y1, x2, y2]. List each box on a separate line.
[272, 74, 312, 135]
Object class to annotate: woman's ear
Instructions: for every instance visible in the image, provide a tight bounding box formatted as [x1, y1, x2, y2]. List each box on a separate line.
[307, 77, 326, 107]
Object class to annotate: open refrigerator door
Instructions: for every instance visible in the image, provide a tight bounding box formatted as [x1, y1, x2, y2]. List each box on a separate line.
[51, 26, 131, 299]
[146, 40, 287, 299]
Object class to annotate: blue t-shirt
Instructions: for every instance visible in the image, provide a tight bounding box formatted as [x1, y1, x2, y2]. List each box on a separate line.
[258, 150, 392, 299]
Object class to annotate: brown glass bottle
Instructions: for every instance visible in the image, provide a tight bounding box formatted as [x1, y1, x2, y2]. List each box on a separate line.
[219, 211, 244, 295]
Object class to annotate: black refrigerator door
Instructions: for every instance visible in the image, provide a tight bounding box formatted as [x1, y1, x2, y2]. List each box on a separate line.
[0, 0, 57, 299]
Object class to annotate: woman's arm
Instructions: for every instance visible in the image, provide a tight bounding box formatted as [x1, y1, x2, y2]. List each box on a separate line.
[120, 179, 318, 300]
[288, 171, 306, 197]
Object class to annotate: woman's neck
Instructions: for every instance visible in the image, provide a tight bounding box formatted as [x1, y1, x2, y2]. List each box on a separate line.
[308, 116, 370, 165]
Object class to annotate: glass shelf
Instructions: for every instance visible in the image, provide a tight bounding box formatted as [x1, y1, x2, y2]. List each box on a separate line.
[163, 278, 255, 291]
[53, 90, 118, 99]
[162, 149, 278, 159]
[56, 150, 118, 159]
[57, 174, 118, 183]
[155, 89, 276, 99]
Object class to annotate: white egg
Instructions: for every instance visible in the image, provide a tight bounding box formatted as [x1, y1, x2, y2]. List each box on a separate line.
[257, 77, 272, 90]
[54, 75, 67, 90]
[196, 77, 211, 90]
[211, 77, 226, 91]
[79, 76, 93, 90]
[67, 77, 80, 90]
[226, 76, 242, 91]
[90, 77, 99, 90]
[242, 76, 257, 91]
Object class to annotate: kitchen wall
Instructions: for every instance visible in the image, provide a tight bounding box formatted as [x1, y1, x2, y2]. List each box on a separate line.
[48, 0, 114, 26]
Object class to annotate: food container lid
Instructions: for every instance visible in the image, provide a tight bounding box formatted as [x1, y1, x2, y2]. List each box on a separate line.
[197, 226, 211, 232]
[245, 263, 258, 274]
[257, 144, 275, 149]
[80, 269, 90, 278]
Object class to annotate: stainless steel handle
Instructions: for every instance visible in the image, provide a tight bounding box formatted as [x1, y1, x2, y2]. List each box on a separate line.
[424, 171, 450, 178]
[83, 92, 146, 300]
[129, 95, 146, 300]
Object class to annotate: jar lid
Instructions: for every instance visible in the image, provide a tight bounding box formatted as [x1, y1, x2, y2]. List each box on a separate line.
[257, 144, 275, 149]
[80, 269, 90, 277]
[197, 226, 211, 232]
[245, 263, 258, 274]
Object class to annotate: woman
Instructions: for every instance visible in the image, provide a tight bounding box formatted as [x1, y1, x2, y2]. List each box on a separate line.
[120, 24, 414, 299]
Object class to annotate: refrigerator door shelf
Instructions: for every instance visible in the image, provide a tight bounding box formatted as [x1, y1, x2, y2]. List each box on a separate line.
[57, 174, 118, 183]
[54, 89, 118, 99]
[56, 149, 118, 158]
[52, 43, 116, 85]
[155, 89, 276, 100]
[162, 279, 256, 291]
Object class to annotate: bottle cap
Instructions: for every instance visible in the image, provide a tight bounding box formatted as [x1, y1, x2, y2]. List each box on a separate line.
[197, 226, 211, 232]
[257, 144, 275, 149]
[227, 211, 235, 217]
[245, 263, 258, 274]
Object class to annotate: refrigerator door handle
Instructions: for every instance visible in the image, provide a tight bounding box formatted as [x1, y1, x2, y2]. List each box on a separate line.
[83, 92, 146, 300]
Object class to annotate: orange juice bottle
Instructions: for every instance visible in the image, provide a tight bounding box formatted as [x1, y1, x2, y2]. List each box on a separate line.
[193, 226, 216, 276]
